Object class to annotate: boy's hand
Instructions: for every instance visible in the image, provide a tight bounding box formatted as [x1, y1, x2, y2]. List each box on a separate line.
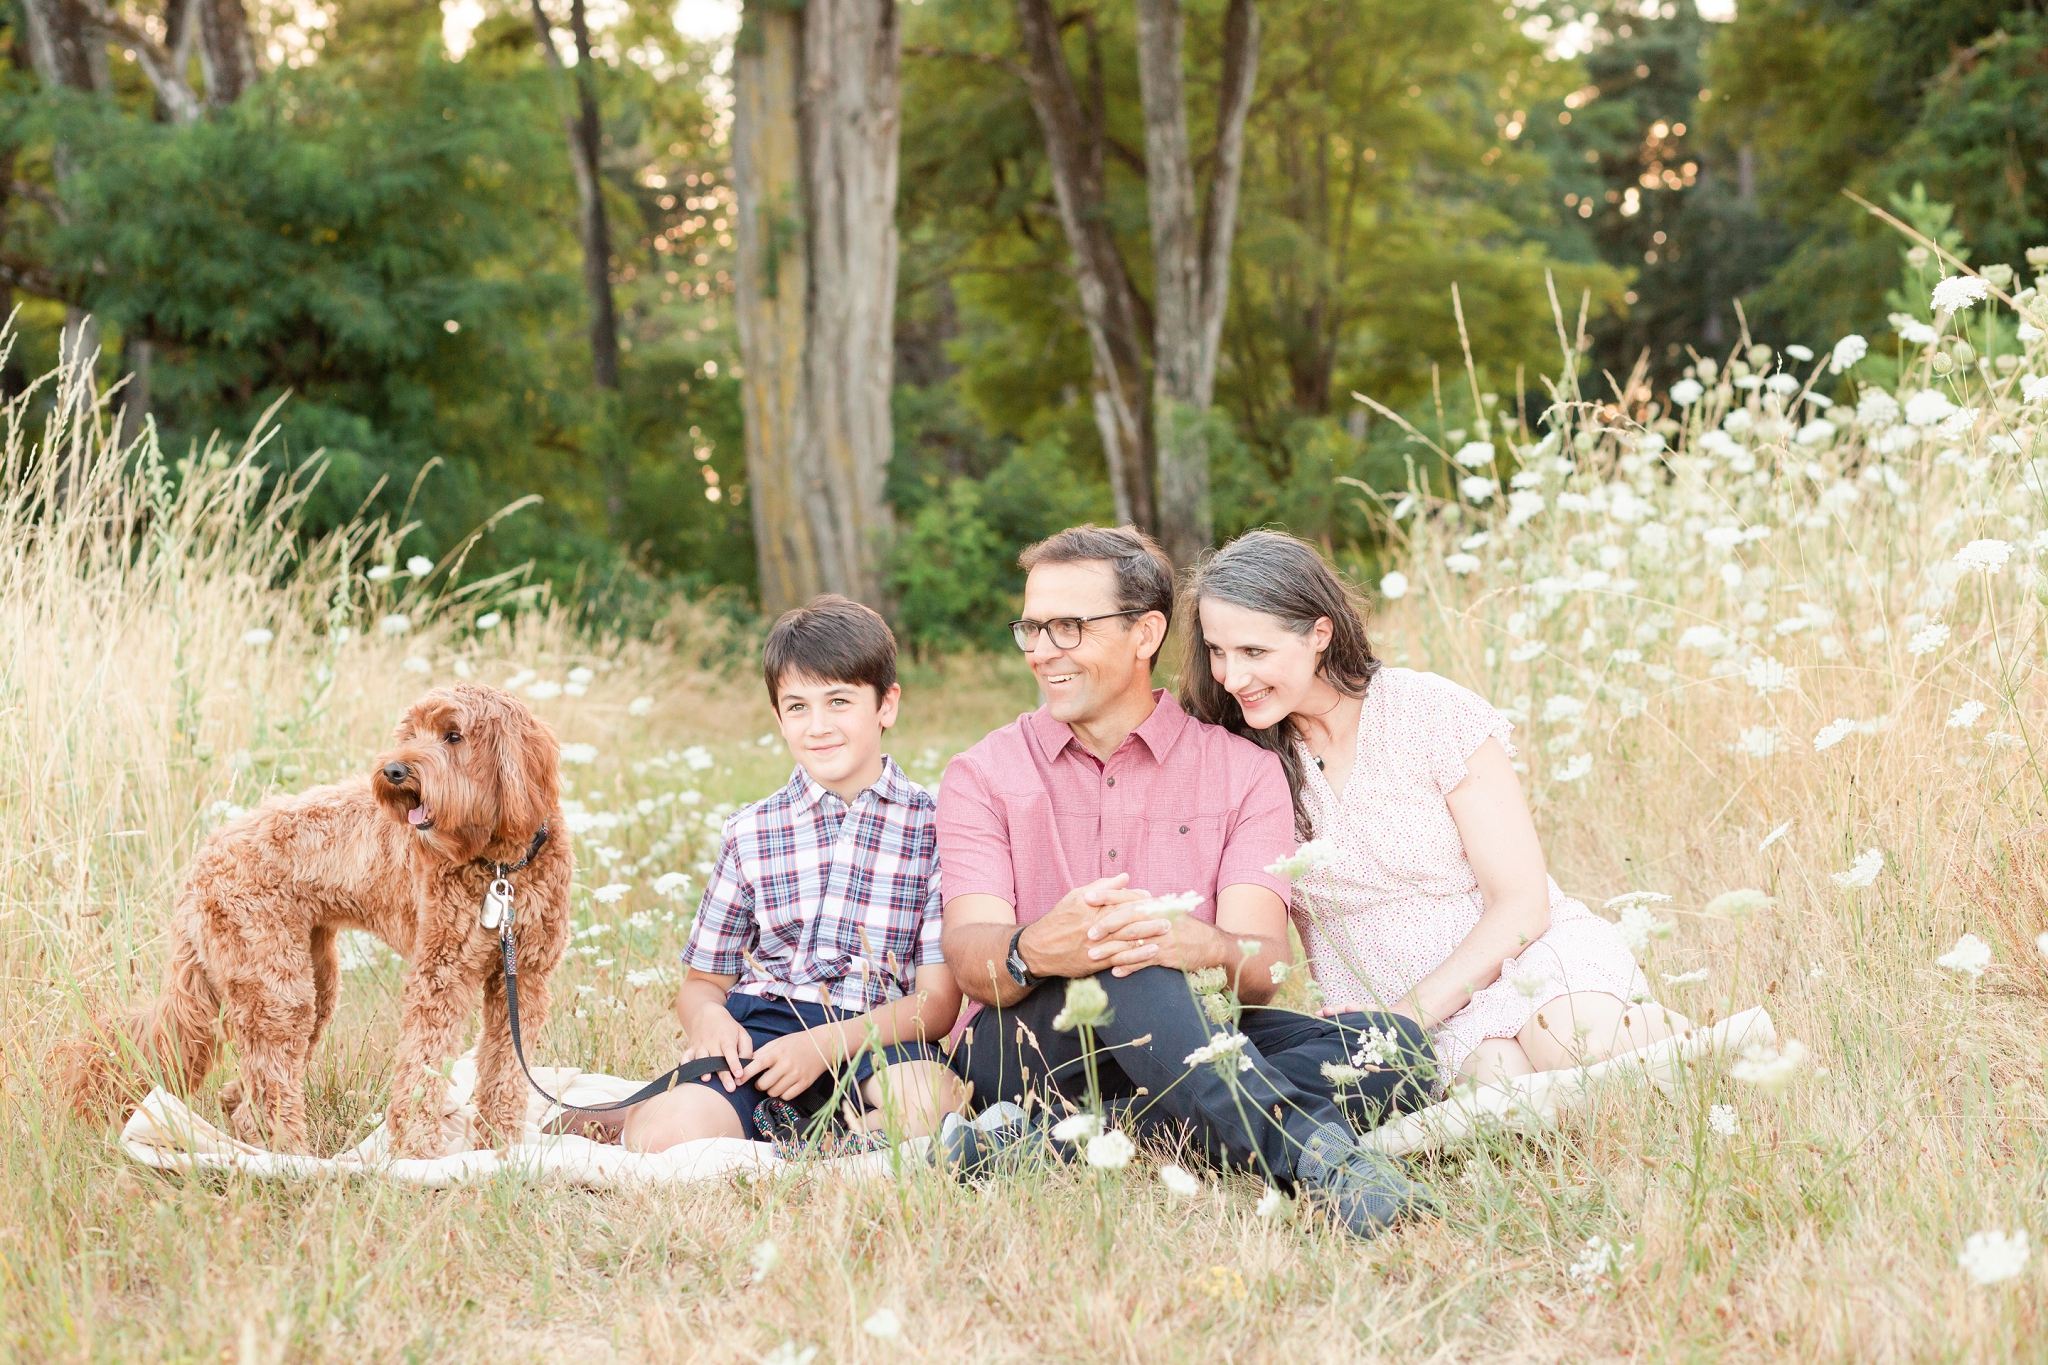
[740, 1029, 835, 1100]
[682, 1004, 754, 1092]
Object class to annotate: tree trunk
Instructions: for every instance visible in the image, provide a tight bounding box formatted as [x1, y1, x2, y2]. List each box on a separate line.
[117, 336, 151, 448]
[1013, 0, 1153, 531]
[1135, 0, 1256, 568]
[20, 0, 104, 97]
[194, 0, 258, 108]
[528, 0, 626, 522]
[733, 0, 899, 615]
[528, 0, 621, 395]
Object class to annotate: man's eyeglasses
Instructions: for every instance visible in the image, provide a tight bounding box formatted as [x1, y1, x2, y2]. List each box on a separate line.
[1009, 609, 1148, 652]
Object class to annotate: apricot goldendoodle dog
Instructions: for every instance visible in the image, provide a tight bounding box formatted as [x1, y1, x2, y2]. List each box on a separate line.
[58, 683, 573, 1158]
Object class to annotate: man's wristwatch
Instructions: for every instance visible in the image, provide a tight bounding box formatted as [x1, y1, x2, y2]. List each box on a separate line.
[1005, 924, 1040, 989]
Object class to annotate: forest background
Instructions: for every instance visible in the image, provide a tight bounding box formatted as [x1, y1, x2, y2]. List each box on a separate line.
[1, 0, 2041, 647]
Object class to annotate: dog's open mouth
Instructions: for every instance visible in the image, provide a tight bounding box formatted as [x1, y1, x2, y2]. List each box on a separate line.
[406, 802, 435, 831]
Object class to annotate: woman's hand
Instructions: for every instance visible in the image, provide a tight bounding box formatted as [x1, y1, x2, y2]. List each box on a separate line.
[1319, 997, 1426, 1028]
[740, 1029, 836, 1100]
[681, 1003, 753, 1092]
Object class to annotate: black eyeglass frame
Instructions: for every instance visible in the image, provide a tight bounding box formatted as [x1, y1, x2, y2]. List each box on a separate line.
[1008, 608, 1150, 652]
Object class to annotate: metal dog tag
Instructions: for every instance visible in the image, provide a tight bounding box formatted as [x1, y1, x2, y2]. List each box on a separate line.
[481, 878, 513, 930]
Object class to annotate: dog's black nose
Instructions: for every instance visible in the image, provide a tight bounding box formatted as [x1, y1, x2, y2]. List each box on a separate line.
[381, 762, 411, 786]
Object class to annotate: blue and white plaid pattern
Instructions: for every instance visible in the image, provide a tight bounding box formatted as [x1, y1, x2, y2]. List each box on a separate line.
[682, 757, 944, 1013]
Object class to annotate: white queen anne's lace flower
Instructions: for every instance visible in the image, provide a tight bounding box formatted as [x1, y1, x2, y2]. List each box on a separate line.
[1954, 539, 2011, 572]
[1931, 274, 1991, 314]
[1745, 656, 1793, 695]
[407, 555, 433, 576]
[1051, 1113, 1102, 1142]
[1554, 754, 1593, 782]
[860, 1309, 902, 1340]
[1829, 335, 1868, 372]
[1670, 378, 1704, 406]
[628, 695, 655, 716]
[1958, 1230, 2030, 1286]
[241, 627, 274, 647]
[1731, 1038, 1810, 1093]
[1948, 700, 1988, 728]
[1158, 1164, 1201, 1196]
[1267, 840, 1336, 880]
[1084, 1130, 1135, 1169]
[1451, 440, 1496, 468]
[1708, 1104, 1739, 1136]
[1445, 552, 1481, 576]
[1460, 475, 1500, 501]
[1908, 622, 1950, 656]
[1832, 848, 1884, 889]
[1936, 932, 1993, 978]
[560, 742, 599, 765]
[590, 883, 631, 904]
[1379, 571, 1409, 600]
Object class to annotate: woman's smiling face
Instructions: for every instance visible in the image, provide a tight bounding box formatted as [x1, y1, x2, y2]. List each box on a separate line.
[1198, 597, 1332, 730]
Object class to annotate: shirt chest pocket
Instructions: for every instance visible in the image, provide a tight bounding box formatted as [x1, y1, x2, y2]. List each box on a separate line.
[1124, 814, 1223, 908]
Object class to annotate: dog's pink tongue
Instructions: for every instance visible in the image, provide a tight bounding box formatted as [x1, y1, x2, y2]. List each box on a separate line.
[407, 805, 429, 827]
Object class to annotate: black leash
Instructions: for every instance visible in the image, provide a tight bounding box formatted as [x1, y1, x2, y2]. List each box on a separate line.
[491, 826, 727, 1117]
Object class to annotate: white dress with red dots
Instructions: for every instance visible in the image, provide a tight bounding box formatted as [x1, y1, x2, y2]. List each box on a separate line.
[1290, 667, 1647, 1085]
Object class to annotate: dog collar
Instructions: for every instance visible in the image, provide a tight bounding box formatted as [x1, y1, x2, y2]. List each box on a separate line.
[489, 824, 549, 881]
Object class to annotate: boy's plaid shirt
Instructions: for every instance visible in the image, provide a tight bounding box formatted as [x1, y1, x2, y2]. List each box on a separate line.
[682, 756, 943, 1014]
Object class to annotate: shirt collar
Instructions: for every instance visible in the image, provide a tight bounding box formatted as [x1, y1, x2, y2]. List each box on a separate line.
[1029, 688, 1188, 764]
[787, 755, 917, 813]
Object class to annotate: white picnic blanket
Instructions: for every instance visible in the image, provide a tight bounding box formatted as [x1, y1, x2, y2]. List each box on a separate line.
[1359, 1005, 1777, 1157]
[119, 1007, 1776, 1183]
[120, 1054, 924, 1188]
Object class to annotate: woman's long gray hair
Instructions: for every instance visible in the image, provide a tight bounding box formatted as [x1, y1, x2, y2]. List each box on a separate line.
[1178, 530, 1380, 839]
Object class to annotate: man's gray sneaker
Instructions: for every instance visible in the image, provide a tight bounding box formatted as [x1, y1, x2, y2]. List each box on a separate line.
[934, 1103, 1073, 1179]
[1293, 1123, 1436, 1238]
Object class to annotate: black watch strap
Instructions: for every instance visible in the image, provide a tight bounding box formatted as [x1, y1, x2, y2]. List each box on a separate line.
[1006, 923, 1038, 988]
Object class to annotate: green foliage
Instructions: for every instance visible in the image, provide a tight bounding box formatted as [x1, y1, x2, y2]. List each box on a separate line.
[0, 0, 751, 608]
[892, 0, 1623, 638]
[1704, 0, 2048, 345]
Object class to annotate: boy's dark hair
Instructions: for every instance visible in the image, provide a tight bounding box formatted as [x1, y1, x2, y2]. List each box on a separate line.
[762, 594, 899, 708]
[1018, 523, 1177, 640]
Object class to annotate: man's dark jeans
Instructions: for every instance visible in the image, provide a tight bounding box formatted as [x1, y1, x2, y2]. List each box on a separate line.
[946, 966, 1431, 1185]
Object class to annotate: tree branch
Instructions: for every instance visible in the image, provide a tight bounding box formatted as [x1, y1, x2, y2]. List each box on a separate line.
[75, 0, 202, 122]
[10, 179, 68, 225]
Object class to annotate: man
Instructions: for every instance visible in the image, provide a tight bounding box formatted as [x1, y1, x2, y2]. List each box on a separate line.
[935, 524, 1434, 1238]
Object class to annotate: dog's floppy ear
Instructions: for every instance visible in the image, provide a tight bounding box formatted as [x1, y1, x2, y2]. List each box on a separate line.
[490, 691, 560, 840]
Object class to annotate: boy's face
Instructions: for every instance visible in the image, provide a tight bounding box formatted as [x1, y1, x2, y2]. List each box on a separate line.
[774, 671, 899, 792]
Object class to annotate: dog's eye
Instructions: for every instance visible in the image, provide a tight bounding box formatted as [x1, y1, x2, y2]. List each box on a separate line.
[445, 731, 462, 745]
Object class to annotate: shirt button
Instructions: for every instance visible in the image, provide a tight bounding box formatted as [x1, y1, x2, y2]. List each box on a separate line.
[1108, 849, 1118, 859]
[1179, 825, 1188, 834]
[1106, 776, 1116, 787]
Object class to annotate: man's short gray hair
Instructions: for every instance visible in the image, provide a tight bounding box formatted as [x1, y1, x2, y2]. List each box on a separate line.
[1018, 524, 1176, 636]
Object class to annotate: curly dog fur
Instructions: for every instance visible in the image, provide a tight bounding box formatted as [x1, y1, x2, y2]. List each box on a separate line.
[56, 683, 573, 1158]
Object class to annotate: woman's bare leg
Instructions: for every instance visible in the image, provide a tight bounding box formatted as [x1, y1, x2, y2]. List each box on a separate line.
[1461, 1037, 1538, 1086]
[1518, 992, 1691, 1072]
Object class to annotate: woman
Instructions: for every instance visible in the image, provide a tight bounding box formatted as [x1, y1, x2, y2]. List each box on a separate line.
[1180, 530, 1686, 1087]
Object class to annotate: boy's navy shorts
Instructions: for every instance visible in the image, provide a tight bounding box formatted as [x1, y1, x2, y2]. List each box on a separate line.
[695, 992, 939, 1140]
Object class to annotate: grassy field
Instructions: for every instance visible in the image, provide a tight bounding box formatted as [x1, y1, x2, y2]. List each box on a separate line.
[8, 272, 2048, 1363]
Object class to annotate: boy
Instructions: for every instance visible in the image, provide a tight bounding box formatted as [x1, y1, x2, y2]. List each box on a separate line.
[621, 595, 969, 1152]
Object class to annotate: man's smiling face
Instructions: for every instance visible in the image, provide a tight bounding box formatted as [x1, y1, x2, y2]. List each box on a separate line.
[1019, 559, 1157, 726]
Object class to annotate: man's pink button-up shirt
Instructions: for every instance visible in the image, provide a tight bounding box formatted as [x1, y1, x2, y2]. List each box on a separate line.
[935, 690, 1297, 1027]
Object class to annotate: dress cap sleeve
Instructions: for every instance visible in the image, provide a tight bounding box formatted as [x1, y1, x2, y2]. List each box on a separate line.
[1414, 671, 1517, 795]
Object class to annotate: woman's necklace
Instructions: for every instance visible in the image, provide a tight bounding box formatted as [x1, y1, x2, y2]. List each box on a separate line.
[1302, 692, 1345, 773]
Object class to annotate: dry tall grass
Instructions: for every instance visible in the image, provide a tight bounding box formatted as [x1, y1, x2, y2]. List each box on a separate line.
[6, 255, 2048, 1365]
